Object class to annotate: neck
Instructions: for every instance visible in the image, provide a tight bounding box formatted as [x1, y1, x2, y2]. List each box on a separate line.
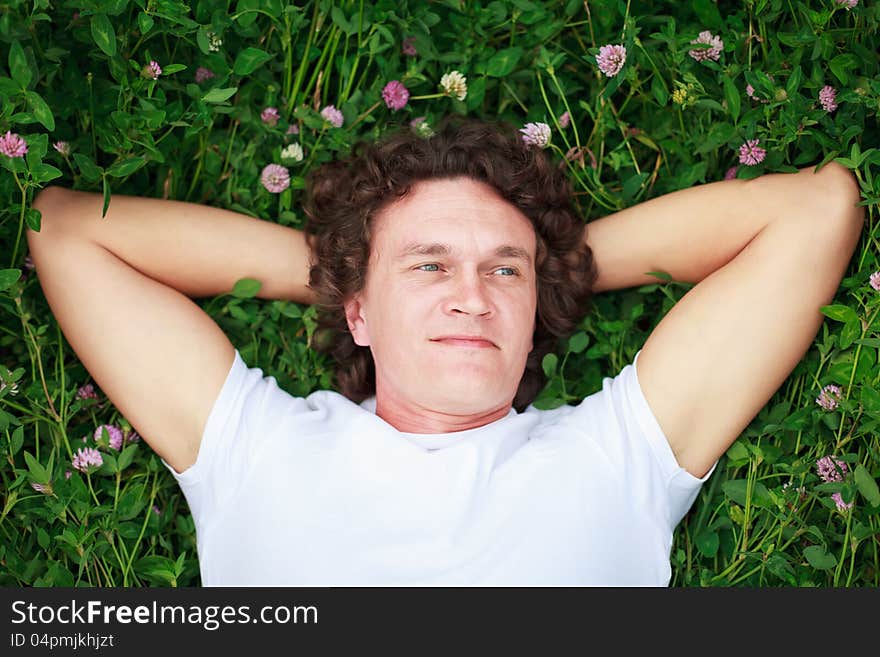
[373, 391, 512, 434]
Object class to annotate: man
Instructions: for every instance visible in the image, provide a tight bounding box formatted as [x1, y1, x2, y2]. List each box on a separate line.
[26, 117, 863, 585]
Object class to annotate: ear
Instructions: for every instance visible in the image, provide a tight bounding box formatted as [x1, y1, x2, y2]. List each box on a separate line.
[343, 293, 371, 347]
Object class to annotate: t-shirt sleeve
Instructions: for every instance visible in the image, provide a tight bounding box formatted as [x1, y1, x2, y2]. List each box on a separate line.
[554, 348, 717, 530]
[161, 349, 309, 529]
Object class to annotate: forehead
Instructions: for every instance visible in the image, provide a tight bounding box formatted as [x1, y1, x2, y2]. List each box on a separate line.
[371, 177, 536, 253]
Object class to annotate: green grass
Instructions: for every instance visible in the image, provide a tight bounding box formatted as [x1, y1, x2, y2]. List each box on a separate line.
[1, 0, 879, 586]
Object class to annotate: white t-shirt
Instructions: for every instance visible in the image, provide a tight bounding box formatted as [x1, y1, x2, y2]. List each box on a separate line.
[165, 349, 716, 586]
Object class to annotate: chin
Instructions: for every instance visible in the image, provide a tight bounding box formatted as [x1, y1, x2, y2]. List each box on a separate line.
[425, 376, 512, 414]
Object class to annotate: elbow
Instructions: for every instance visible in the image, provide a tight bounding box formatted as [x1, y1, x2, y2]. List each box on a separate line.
[26, 185, 71, 245]
[817, 162, 864, 234]
[31, 185, 69, 216]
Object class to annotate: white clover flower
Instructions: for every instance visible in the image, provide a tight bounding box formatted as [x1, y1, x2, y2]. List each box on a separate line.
[410, 117, 434, 138]
[281, 142, 304, 162]
[519, 122, 551, 148]
[440, 70, 467, 101]
[207, 31, 223, 52]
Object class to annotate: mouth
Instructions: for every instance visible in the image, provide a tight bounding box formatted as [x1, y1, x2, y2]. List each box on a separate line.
[430, 336, 498, 349]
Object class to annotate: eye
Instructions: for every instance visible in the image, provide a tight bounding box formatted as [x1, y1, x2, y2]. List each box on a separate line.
[493, 267, 518, 276]
[416, 263, 441, 272]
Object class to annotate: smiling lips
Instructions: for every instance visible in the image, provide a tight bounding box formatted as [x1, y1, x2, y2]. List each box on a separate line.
[430, 335, 498, 349]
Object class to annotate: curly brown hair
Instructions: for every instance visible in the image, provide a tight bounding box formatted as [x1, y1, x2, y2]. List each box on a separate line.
[302, 116, 598, 412]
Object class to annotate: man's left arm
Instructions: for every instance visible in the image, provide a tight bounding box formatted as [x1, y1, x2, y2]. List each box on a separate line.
[585, 163, 861, 293]
[583, 162, 865, 479]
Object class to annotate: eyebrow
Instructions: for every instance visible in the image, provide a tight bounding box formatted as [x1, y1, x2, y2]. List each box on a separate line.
[397, 242, 533, 266]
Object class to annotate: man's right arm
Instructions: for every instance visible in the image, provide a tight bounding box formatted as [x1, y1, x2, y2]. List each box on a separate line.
[28, 187, 316, 304]
[26, 187, 316, 473]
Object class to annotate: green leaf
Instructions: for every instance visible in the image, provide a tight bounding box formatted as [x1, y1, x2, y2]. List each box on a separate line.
[621, 171, 649, 200]
[99, 452, 117, 474]
[233, 48, 273, 76]
[600, 68, 625, 100]
[9, 41, 31, 88]
[854, 464, 880, 507]
[829, 54, 858, 85]
[10, 426, 24, 455]
[766, 554, 796, 585]
[229, 304, 251, 321]
[722, 479, 749, 505]
[645, 270, 672, 283]
[465, 76, 487, 110]
[30, 163, 62, 184]
[820, 304, 858, 324]
[725, 440, 750, 464]
[694, 122, 735, 154]
[567, 332, 589, 354]
[0, 76, 20, 97]
[102, 176, 112, 218]
[839, 319, 861, 350]
[330, 6, 357, 35]
[106, 156, 146, 178]
[786, 65, 803, 96]
[23, 450, 49, 484]
[236, 0, 262, 28]
[721, 75, 740, 123]
[90, 14, 117, 57]
[138, 12, 154, 34]
[485, 47, 524, 77]
[695, 530, 719, 557]
[751, 482, 773, 507]
[42, 562, 74, 587]
[24, 91, 54, 130]
[232, 277, 262, 298]
[692, 0, 723, 30]
[202, 87, 239, 103]
[651, 74, 669, 106]
[134, 555, 178, 585]
[118, 521, 143, 539]
[161, 64, 187, 75]
[851, 521, 873, 542]
[73, 153, 103, 182]
[25, 133, 48, 168]
[116, 484, 146, 520]
[0, 269, 22, 291]
[279, 302, 302, 319]
[196, 28, 212, 55]
[542, 352, 558, 378]
[859, 386, 880, 414]
[116, 444, 138, 471]
[803, 545, 837, 570]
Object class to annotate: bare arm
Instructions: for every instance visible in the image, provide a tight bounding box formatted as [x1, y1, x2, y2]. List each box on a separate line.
[26, 187, 316, 473]
[584, 162, 859, 293]
[28, 187, 316, 304]
[581, 162, 863, 478]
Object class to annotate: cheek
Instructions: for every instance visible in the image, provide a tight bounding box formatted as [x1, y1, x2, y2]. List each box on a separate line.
[367, 287, 431, 344]
[507, 287, 537, 324]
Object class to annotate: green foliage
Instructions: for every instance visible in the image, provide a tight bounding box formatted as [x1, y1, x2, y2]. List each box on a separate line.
[2, 0, 880, 587]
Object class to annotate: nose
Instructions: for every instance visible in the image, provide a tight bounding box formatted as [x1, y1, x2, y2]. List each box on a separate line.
[444, 270, 493, 317]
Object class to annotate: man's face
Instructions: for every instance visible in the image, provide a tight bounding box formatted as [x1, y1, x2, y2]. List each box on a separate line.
[343, 176, 537, 419]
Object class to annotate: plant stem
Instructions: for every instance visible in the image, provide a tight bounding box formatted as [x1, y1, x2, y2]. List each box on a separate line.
[349, 99, 382, 130]
[86, 474, 101, 507]
[9, 171, 27, 269]
[289, 1, 320, 111]
[833, 505, 854, 585]
[122, 472, 159, 586]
